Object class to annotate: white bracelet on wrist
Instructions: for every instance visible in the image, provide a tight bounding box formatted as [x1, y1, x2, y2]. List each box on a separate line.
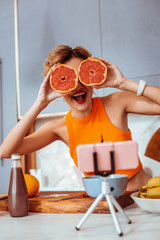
[137, 80, 146, 96]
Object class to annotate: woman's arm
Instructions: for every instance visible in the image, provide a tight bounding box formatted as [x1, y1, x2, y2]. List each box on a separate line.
[119, 79, 160, 114]
[0, 69, 63, 158]
[98, 58, 160, 115]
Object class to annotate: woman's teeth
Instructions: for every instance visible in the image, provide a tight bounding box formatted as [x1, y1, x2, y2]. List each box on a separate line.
[72, 92, 86, 101]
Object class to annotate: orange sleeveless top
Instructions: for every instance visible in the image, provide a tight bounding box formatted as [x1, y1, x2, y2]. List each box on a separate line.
[65, 97, 142, 179]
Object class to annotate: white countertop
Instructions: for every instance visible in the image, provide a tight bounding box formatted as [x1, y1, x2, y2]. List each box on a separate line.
[0, 204, 160, 240]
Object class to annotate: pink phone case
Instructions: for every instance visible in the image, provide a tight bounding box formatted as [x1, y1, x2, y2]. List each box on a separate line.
[76, 141, 139, 173]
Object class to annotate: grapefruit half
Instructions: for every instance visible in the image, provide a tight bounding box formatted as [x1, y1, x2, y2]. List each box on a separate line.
[50, 64, 78, 93]
[78, 58, 107, 86]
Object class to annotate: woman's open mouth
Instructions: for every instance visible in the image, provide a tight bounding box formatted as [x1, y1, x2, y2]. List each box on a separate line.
[71, 91, 87, 104]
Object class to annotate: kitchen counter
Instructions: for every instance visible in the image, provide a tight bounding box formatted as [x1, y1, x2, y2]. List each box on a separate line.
[0, 204, 160, 240]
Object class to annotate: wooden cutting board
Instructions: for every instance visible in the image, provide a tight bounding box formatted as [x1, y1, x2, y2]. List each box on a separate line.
[0, 191, 134, 214]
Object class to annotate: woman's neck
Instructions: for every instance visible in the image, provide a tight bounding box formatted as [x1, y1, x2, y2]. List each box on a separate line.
[70, 100, 93, 119]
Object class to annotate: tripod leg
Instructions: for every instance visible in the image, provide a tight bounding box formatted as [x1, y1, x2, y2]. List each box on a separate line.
[76, 193, 104, 230]
[105, 194, 123, 236]
[110, 195, 131, 224]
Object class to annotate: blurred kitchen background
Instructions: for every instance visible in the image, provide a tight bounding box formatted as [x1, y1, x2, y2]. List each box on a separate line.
[0, 0, 160, 194]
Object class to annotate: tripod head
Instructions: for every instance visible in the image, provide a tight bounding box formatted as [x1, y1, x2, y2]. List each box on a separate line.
[93, 143, 115, 176]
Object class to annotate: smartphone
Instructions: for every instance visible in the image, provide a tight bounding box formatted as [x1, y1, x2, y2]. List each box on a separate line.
[76, 141, 139, 173]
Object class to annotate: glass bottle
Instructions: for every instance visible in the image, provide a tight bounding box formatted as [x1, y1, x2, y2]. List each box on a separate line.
[8, 154, 28, 217]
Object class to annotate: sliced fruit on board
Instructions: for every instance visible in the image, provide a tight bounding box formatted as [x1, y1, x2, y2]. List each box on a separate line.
[50, 64, 78, 93]
[78, 58, 107, 86]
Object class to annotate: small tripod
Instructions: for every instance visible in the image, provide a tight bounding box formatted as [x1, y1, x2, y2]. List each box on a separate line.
[75, 145, 131, 236]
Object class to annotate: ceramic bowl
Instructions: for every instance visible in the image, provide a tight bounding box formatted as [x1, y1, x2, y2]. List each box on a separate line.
[131, 192, 160, 213]
[82, 174, 128, 198]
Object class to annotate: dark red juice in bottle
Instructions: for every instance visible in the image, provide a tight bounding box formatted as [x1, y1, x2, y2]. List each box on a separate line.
[8, 154, 28, 217]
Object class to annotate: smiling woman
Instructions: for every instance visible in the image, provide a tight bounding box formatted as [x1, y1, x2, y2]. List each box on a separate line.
[0, 44, 160, 192]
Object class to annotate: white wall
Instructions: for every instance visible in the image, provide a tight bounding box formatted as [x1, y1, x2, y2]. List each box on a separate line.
[18, 0, 160, 116]
[0, 60, 2, 163]
[0, 0, 17, 194]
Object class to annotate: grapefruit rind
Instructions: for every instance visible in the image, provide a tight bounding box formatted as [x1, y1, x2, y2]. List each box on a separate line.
[50, 64, 78, 93]
[78, 58, 107, 86]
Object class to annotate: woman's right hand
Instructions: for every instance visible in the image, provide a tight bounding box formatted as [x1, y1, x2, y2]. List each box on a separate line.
[36, 64, 64, 107]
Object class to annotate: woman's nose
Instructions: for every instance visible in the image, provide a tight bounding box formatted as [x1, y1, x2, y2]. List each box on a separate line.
[77, 80, 84, 87]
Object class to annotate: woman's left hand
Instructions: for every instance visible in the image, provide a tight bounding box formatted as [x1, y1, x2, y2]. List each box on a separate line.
[91, 57, 125, 89]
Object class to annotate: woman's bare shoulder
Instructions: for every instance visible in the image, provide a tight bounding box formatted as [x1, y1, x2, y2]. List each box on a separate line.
[100, 92, 131, 131]
[100, 92, 134, 120]
[101, 91, 123, 105]
[46, 116, 69, 144]
[45, 116, 66, 132]
[101, 91, 133, 107]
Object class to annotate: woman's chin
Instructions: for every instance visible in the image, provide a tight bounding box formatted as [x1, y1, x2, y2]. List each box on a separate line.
[70, 98, 92, 115]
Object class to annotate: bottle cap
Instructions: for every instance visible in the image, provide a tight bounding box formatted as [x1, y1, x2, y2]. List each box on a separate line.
[11, 154, 21, 160]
